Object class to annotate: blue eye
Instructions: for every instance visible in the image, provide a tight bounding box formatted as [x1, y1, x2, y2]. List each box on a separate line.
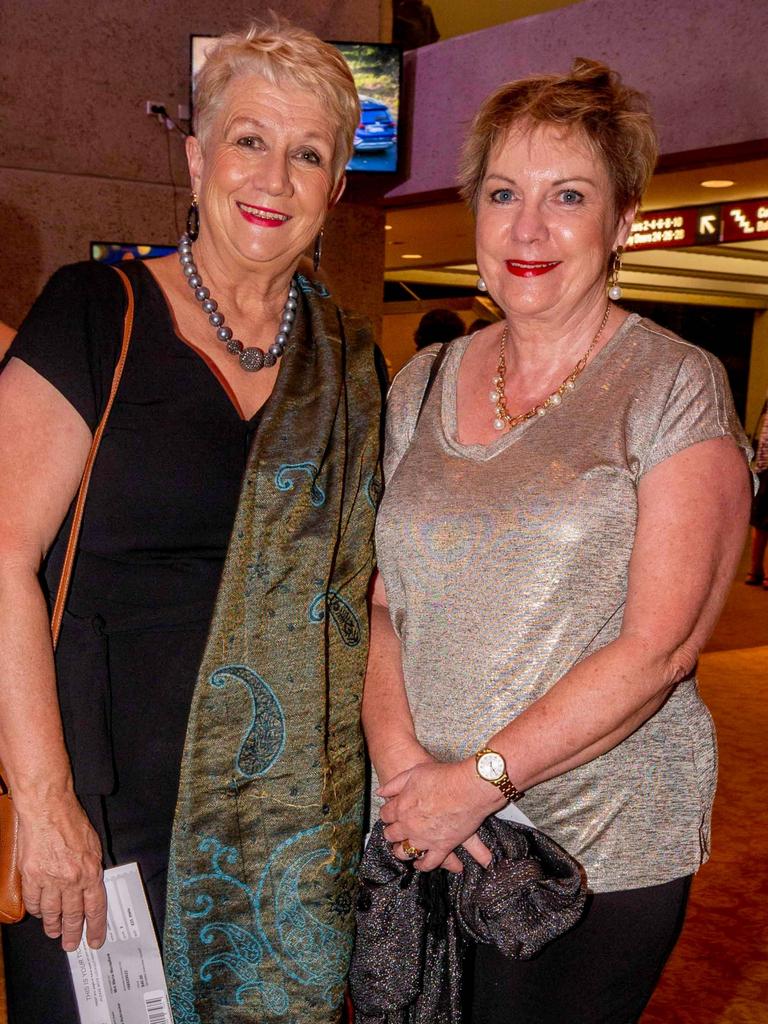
[560, 189, 584, 205]
[490, 188, 514, 204]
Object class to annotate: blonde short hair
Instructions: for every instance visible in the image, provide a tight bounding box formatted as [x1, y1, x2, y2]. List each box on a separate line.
[194, 19, 360, 184]
[458, 58, 658, 215]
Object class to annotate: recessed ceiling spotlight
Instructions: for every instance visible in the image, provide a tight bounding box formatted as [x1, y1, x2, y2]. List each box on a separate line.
[401, 253, 422, 259]
[384, 224, 393, 230]
[700, 179, 735, 188]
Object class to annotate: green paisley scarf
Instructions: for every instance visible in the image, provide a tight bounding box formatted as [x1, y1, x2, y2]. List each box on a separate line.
[163, 276, 382, 1023]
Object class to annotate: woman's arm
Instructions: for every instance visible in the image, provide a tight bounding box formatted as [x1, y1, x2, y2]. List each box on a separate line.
[0, 358, 107, 950]
[361, 573, 425, 785]
[379, 436, 752, 870]
[363, 570, 491, 870]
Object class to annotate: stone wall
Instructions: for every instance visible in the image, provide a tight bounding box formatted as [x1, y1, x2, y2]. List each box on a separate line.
[0, 0, 389, 328]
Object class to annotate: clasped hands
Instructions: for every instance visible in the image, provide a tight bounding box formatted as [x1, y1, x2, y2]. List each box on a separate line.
[377, 758, 503, 873]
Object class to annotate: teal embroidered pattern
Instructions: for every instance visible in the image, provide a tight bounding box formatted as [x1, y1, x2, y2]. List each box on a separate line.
[365, 472, 382, 510]
[165, 856, 202, 1024]
[210, 665, 285, 778]
[179, 824, 357, 1015]
[199, 921, 289, 1013]
[275, 462, 326, 507]
[308, 591, 362, 647]
[296, 273, 331, 298]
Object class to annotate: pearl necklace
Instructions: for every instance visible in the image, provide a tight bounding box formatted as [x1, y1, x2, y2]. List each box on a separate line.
[491, 303, 611, 431]
[177, 232, 299, 372]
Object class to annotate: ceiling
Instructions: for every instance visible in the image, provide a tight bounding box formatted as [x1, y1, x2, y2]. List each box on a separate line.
[384, 156, 768, 309]
[428, 0, 582, 42]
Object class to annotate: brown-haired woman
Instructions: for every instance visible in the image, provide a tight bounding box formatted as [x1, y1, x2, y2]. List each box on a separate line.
[0, 20, 381, 1024]
[362, 60, 752, 1021]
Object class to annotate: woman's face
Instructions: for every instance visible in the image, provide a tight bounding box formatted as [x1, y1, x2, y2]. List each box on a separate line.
[475, 123, 634, 324]
[187, 74, 342, 275]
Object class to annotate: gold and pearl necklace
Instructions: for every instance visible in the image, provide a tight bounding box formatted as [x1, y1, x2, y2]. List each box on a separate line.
[491, 302, 611, 431]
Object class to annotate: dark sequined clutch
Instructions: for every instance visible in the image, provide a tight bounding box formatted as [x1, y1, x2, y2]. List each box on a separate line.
[350, 817, 587, 1023]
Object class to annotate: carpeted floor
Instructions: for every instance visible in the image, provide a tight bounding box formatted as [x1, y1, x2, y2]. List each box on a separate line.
[642, 551, 768, 1024]
[642, 645, 768, 1023]
[1, 563, 765, 1023]
[704, 552, 768, 653]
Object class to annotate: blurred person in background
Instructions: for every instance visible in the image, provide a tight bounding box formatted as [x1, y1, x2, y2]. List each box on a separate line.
[746, 393, 768, 587]
[414, 307, 465, 350]
[467, 316, 494, 335]
[393, 0, 440, 49]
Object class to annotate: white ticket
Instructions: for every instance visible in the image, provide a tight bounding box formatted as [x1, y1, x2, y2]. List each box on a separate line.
[67, 862, 172, 1024]
[496, 800, 536, 828]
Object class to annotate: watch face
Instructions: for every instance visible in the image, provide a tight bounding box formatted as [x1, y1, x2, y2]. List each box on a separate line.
[477, 751, 505, 782]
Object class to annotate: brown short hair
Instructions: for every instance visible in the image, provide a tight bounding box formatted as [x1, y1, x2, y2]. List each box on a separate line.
[194, 19, 360, 185]
[458, 58, 658, 215]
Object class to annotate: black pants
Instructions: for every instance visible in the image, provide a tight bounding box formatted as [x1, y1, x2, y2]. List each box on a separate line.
[3, 624, 201, 1024]
[470, 875, 691, 1024]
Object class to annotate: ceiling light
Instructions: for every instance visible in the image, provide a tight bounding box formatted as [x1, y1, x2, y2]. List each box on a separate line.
[384, 224, 392, 230]
[700, 179, 735, 188]
[401, 253, 422, 260]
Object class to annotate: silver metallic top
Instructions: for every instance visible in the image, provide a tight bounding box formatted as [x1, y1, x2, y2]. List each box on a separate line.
[375, 314, 749, 891]
[754, 396, 768, 472]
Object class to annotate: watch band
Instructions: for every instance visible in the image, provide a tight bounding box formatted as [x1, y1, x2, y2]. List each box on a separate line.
[475, 747, 524, 803]
[495, 774, 523, 803]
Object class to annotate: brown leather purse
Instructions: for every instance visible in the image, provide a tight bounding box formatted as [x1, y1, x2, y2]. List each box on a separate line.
[0, 266, 135, 924]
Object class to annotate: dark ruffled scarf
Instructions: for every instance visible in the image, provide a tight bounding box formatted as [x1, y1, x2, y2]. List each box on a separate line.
[351, 818, 587, 1023]
[163, 277, 382, 1023]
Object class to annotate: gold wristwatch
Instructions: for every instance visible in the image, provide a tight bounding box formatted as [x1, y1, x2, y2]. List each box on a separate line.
[475, 747, 524, 803]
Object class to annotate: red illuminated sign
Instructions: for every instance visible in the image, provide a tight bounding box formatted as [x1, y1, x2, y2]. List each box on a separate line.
[721, 200, 768, 243]
[625, 208, 698, 251]
[625, 197, 768, 251]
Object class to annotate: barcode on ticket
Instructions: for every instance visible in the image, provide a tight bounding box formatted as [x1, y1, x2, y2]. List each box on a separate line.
[144, 990, 172, 1024]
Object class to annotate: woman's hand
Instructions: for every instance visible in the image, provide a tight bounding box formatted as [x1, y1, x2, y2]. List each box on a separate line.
[378, 759, 500, 873]
[17, 794, 107, 951]
[376, 734, 435, 788]
[363, 579, 496, 872]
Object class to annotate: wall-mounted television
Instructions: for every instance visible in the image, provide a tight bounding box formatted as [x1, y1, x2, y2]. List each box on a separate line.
[190, 36, 402, 174]
[91, 242, 176, 263]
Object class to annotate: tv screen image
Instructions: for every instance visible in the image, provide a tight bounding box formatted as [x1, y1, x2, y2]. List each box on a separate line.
[91, 242, 176, 264]
[335, 43, 400, 173]
[190, 36, 401, 174]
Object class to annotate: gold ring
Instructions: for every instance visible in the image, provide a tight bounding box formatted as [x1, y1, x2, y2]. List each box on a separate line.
[402, 839, 426, 860]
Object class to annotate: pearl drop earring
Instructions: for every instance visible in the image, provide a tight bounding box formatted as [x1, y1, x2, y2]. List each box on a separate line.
[477, 277, 487, 292]
[608, 247, 623, 301]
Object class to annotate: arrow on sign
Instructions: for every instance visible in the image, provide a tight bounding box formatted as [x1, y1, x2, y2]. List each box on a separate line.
[698, 214, 718, 235]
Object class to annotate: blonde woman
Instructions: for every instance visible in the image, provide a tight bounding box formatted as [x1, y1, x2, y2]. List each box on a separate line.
[0, 21, 380, 1023]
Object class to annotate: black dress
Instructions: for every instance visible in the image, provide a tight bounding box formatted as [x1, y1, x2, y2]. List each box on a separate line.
[1, 259, 262, 1022]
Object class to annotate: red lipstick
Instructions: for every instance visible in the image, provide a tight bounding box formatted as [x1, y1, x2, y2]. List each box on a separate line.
[236, 202, 290, 228]
[505, 260, 561, 278]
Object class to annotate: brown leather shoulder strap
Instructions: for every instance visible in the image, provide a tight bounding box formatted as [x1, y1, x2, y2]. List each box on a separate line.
[50, 265, 134, 648]
[414, 342, 450, 432]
